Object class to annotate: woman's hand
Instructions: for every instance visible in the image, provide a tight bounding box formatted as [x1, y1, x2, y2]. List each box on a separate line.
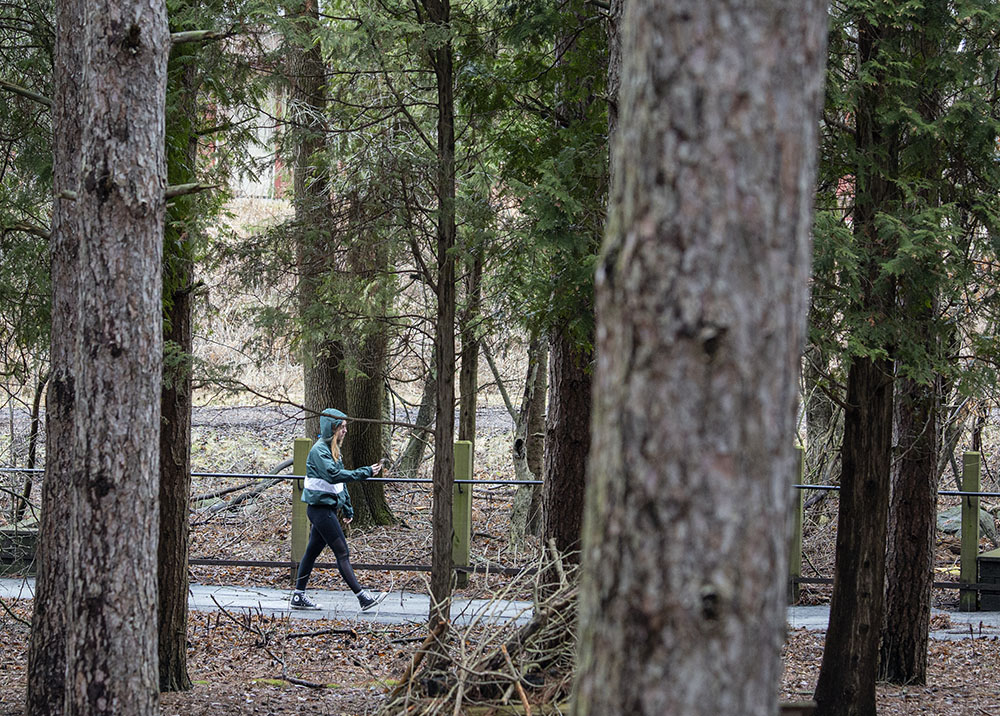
[343, 517, 353, 525]
[371, 462, 383, 475]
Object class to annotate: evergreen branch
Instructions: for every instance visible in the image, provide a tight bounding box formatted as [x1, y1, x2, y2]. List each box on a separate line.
[0, 79, 52, 108]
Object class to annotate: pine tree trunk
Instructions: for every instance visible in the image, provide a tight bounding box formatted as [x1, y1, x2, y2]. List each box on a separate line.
[426, 0, 457, 634]
[159, 279, 193, 692]
[813, 358, 893, 716]
[288, 0, 347, 442]
[879, 373, 939, 685]
[347, 333, 394, 526]
[879, 4, 946, 685]
[542, 329, 590, 561]
[63, 1, 169, 713]
[813, 16, 899, 716]
[303, 341, 348, 442]
[157, 28, 200, 693]
[573, 0, 827, 713]
[26, 1, 83, 711]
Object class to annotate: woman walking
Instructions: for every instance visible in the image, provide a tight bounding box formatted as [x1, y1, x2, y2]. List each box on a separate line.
[290, 408, 387, 611]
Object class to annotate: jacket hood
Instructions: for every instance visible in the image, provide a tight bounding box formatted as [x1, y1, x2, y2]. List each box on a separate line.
[319, 409, 347, 440]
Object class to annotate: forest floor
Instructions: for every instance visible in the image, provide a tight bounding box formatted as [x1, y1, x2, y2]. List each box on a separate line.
[2, 405, 1000, 714]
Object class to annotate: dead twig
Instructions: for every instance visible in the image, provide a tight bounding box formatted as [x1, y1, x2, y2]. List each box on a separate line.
[287, 626, 358, 639]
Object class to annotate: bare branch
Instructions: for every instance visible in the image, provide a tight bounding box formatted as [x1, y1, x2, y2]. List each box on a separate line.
[165, 182, 219, 199]
[0, 79, 52, 108]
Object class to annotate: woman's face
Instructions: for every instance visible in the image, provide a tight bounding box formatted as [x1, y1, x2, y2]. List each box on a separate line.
[336, 422, 348, 443]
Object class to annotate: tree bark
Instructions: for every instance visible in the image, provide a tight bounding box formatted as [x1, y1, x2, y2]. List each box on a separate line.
[572, 1, 827, 714]
[425, 0, 457, 635]
[26, 0, 83, 711]
[347, 334, 394, 526]
[458, 251, 483, 445]
[878, 3, 946, 684]
[879, 372, 939, 685]
[395, 371, 436, 478]
[158, 277, 193, 692]
[288, 0, 348, 443]
[63, 1, 169, 713]
[157, 22, 201, 692]
[814, 15, 899, 716]
[542, 328, 590, 562]
[813, 358, 893, 716]
[510, 335, 546, 548]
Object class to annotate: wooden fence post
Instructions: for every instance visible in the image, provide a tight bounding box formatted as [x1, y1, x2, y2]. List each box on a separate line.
[788, 446, 804, 604]
[961, 450, 981, 612]
[453, 440, 473, 588]
[291, 437, 312, 582]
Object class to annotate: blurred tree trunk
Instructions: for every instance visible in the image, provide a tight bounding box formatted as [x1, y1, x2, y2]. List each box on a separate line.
[573, 0, 827, 714]
[26, 0, 83, 711]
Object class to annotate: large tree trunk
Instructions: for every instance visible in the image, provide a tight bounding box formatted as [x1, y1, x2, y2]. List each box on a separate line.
[879, 372, 939, 684]
[572, 1, 827, 714]
[813, 16, 899, 716]
[288, 0, 347, 441]
[813, 358, 893, 715]
[878, 4, 946, 685]
[344, 193, 394, 526]
[425, 0, 457, 635]
[542, 329, 590, 561]
[157, 24, 200, 693]
[347, 334, 394, 526]
[539, 0, 601, 571]
[62, 1, 169, 713]
[26, 1, 83, 711]
[158, 275, 193, 693]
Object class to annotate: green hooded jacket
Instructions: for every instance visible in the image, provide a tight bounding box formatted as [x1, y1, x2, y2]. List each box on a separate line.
[301, 409, 373, 519]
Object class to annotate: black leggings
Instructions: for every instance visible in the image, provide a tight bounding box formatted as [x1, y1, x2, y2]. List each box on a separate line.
[294, 504, 362, 593]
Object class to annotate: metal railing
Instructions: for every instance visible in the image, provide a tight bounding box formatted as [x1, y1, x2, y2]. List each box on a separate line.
[4, 447, 998, 608]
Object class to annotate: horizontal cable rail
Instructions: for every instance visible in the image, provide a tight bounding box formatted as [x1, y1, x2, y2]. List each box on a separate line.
[8, 467, 998, 495]
[0, 466, 543, 486]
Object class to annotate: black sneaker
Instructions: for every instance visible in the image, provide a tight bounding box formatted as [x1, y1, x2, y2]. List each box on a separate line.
[289, 592, 322, 610]
[357, 589, 387, 611]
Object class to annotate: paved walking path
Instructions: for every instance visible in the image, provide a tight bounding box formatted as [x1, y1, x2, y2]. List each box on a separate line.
[0, 578, 532, 627]
[4, 578, 1000, 639]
